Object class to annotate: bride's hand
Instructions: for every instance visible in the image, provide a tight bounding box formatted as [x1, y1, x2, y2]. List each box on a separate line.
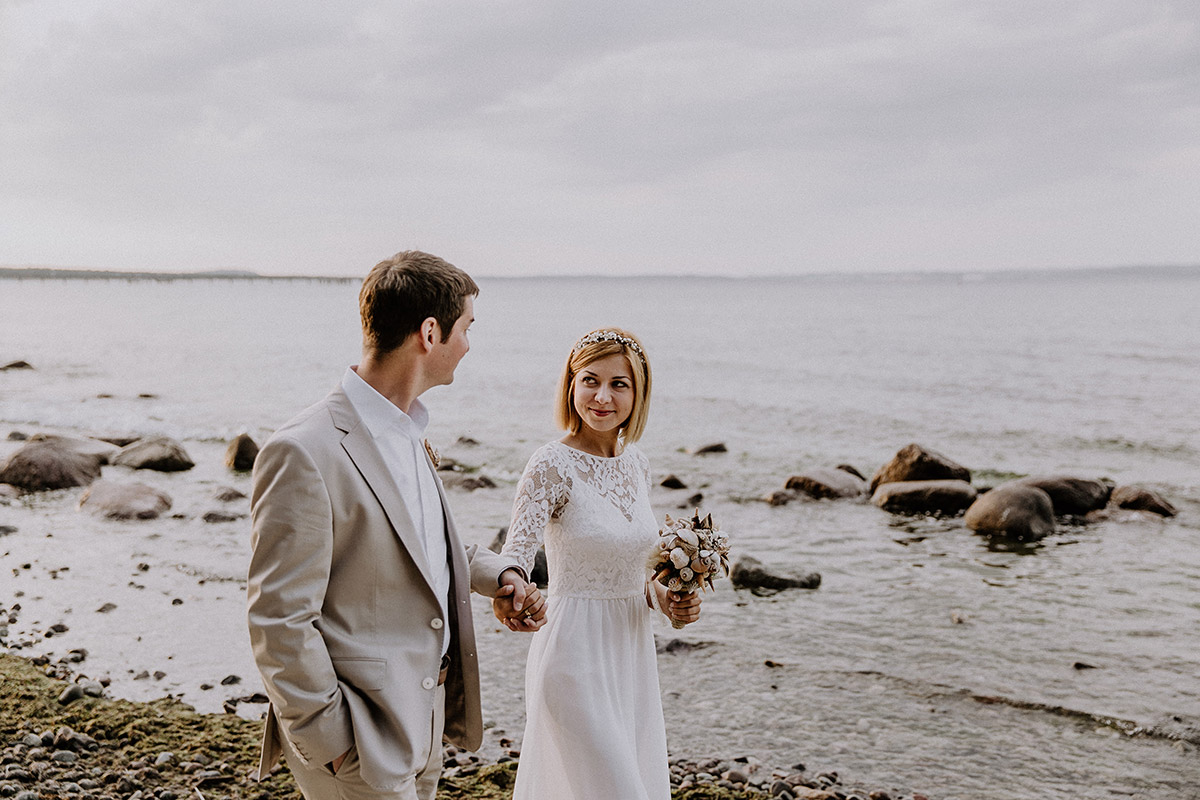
[493, 583, 547, 632]
[667, 590, 701, 626]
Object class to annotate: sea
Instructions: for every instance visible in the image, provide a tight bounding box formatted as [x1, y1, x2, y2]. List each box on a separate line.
[1, 270, 1198, 800]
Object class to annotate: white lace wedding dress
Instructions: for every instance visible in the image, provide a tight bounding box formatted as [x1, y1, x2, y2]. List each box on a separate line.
[501, 440, 670, 800]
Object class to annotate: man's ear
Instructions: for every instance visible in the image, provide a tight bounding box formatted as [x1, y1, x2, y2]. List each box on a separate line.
[418, 317, 439, 353]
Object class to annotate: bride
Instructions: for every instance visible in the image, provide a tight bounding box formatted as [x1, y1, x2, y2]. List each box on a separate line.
[496, 327, 702, 799]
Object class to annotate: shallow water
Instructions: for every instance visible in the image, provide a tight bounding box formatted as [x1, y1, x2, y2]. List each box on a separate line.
[2, 272, 1198, 799]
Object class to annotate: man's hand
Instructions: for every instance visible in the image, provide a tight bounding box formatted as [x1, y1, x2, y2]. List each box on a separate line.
[494, 569, 546, 631]
[329, 748, 350, 775]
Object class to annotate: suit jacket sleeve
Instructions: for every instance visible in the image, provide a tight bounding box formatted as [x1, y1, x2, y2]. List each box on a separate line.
[465, 543, 524, 597]
[247, 435, 354, 768]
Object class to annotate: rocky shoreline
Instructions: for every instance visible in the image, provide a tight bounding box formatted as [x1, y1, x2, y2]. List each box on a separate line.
[2, 653, 924, 800]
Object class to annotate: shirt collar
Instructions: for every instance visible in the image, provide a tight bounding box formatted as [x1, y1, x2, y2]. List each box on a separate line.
[341, 366, 429, 440]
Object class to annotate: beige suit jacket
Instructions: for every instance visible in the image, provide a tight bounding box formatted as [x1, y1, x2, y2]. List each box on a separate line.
[247, 386, 515, 792]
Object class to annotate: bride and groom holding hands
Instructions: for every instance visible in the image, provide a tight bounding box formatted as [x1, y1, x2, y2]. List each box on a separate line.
[247, 250, 702, 800]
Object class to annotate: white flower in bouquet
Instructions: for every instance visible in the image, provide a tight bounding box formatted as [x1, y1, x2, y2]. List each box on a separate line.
[647, 510, 730, 627]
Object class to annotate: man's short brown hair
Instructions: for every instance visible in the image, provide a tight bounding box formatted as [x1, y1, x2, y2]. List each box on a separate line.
[358, 251, 479, 354]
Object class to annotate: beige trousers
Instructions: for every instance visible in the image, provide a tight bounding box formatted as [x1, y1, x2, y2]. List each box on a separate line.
[282, 685, 446, 800]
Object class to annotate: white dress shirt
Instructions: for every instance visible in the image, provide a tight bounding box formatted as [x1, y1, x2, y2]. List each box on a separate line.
[341, 366, 450, 656]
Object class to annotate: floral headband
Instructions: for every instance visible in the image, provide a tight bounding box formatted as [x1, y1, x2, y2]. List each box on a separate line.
[572, 329, 645, 360]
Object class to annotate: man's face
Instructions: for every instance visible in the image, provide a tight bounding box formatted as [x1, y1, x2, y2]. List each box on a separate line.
[430, 295, 474, 387]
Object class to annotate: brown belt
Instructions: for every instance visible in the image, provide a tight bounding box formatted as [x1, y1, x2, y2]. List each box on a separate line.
[437, 654, 450, 686]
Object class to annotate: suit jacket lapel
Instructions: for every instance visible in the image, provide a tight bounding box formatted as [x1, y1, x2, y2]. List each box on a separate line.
[425, 445, 470, 595]
[329, 388, 437, 591]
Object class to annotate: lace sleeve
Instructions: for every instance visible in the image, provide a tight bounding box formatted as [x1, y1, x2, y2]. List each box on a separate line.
[501, 445, 570, 576]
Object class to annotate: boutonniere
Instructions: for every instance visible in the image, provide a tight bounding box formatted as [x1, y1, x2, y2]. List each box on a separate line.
[423, 439, 440, 469]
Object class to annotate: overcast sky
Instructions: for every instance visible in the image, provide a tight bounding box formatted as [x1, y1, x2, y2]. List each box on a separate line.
[1, 1, 1197, 277]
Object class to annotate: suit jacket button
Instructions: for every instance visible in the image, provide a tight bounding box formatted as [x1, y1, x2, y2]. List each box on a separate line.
[430, 618, 444, 630]
[422, 677, 436, 690]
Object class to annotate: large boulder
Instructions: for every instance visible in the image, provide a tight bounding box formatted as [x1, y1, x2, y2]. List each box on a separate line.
[870, 444, 970, 493]
[785, 466, 867, 500]
[1012, 476, 1112, 516]
[224, 433, 259, 472]
[29, 434, 120, 465]
[871, 479, 977, 516]
[489, 527, 548, 587]
[78, 480, 172, 520]
[964, 483, 1055, 539]
[112, 437, 195, 472]
[729, 554, 821, 593]
[1110, 485, 1177, 517]
[0, 438, 103, 491]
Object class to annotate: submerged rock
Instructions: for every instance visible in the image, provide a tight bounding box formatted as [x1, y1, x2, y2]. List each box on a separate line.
[785, 466, 867, 500]
[730, 555, 821, 593]
[761, 489, 794, 507]
[964, 483, 1055, 539]
[871, 479, 977, 516]
[1111, 485, 1176, 517]
[112, 437, 195, 472]
[223, 434, 259, 472]
[691, 442, 728, 455]
[0, 438, 103, 491]
[869, 443, 970, 493]
[79, 480, 172, 520]
[660, 474, 688, 489]
[1, 360, 33, 371]
[1013, 475, 1112, 516]
[213, 486, 247, 502]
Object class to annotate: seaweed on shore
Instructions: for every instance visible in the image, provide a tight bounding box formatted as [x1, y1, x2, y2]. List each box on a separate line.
[2, 653, 771, 799]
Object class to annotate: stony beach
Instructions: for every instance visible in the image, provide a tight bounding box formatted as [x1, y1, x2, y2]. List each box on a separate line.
[0, 651, 917, 800]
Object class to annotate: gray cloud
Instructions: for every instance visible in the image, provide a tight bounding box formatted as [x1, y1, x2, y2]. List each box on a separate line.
[1, 0, 1197, 275]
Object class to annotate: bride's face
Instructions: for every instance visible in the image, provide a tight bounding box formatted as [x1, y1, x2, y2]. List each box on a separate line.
[572, 354, 635, 436]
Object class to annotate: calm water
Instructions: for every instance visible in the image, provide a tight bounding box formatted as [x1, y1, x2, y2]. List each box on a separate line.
[1, 273, 1198, 799]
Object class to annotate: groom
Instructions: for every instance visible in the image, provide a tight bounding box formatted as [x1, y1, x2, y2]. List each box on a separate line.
[247, 250, 545, 799]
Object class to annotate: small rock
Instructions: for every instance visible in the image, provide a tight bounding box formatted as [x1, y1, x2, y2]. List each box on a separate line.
[660, 474, 688, 489]
[0, 360, 33, 371]
[730, 555, 821, 593]
[154, 753, 174, 766]
[111, 437, 195, 472]
[51, 750, 76, 764]
[7, 430, 30, 440]
[1013, 475, 1112, 516]
[213, 486, 247, 502]
[691, 442, 727, 455]
[1111, 485, 1176, 517]
[786, 467, 867, 500]
[965, 482, 1055, 539]
[224, 434, 259, 472]
[202, 510, 245, 523]
[761, 490, 793, 507]
[871, 479, 977, 516]
[57, 685, 85, 705]
[869, 443, 970, 493]
[96, 603, 117, 613]
[0, 524, 16, 535]
[0, 438, 103, 491]
[78, 480, 172, 520]
[221, 674, 242, 685]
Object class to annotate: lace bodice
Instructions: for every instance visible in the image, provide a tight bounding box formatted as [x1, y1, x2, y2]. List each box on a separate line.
[503, 441, 659, 599]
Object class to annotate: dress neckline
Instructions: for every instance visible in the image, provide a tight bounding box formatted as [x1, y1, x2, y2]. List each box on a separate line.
[554, 440, 632, 461]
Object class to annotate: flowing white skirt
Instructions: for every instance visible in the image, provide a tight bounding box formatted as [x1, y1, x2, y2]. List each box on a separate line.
[513, 593, 670, 800]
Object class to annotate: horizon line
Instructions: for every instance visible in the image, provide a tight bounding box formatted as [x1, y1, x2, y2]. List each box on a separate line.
[1, 263, 1197, 283]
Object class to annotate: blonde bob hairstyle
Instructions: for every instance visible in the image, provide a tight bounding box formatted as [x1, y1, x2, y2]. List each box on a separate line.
[555, 328, 652, 443]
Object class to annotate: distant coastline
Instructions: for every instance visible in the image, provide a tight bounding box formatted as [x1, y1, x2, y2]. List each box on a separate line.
[0, 263, 1196, 283]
